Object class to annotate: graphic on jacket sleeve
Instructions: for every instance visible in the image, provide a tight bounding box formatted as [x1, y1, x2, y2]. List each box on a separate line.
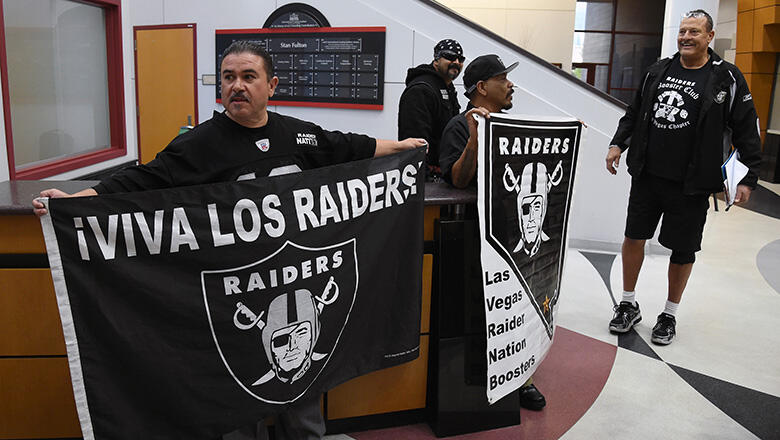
[202, 239, 357, 404]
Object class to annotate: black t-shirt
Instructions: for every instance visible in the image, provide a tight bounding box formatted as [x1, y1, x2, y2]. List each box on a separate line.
[439, 106, 473, 187]
[645, 59, 712, 181]
[94, 111, 376, 193]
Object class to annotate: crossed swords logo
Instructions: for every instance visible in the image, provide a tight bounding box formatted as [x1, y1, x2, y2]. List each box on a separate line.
[232, 276, 340, 385]
[502, 160, 563, 257]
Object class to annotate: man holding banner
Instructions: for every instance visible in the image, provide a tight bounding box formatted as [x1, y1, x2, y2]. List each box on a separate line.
[33, 41, 425, 440]
[439, 54, 547, 411]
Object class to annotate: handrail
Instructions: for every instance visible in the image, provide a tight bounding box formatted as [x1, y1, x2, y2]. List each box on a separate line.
[420, 0, 628, 110]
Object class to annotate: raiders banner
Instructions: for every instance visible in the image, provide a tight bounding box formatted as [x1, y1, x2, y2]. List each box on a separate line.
[39, 148, 425, 439]
[476, 114, 582, 403]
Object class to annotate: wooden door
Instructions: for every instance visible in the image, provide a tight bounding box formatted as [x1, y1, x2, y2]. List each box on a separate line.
[134, 25, 197, 164]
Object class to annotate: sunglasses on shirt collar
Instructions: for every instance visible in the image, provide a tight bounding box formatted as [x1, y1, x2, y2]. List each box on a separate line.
[438, 50, 465, 63]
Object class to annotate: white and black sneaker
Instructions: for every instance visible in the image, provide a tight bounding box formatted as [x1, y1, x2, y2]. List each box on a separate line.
[609, 301, 642, 333]
[651, 313, 676, 345]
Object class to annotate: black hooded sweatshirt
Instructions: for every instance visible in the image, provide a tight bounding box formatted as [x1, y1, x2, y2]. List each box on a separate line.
[398, 63, 461, 169]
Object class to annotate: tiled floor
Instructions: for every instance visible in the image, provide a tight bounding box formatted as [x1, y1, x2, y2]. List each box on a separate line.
[327, 181, 780, 440]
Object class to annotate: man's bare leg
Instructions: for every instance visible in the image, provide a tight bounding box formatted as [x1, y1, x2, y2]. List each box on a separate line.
[609, 238, 645, 333]
[622, 238, 646, 292]
[667, 262, 693, 304]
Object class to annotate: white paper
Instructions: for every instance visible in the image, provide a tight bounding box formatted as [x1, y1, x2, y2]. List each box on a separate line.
[722, 151, 749, 207]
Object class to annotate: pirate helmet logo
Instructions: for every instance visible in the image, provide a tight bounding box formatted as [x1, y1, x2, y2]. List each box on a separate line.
[233, 276, 339, 385]
[503, 160, 563, 257]
[201, 240, 357, 404]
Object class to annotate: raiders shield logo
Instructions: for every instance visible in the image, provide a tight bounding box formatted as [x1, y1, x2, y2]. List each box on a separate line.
[714, 91, 727, 104]
[256, 138, 270, 152]
[483, 119, 580, 337]
[201, 240, 357, 403]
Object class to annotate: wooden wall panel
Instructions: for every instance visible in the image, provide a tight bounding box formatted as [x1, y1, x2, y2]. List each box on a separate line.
[423, 205, 440, 241]
[327, 335, 429, 419]
[0, 215, 45, 254]
[738, 10, 755, 52]
[736, 52, 776, 73]
[753, 5, 780, 51]
[739, 0, 756, 12]
[421, 254, 432, 334]
[0, 358, 80, 439]
[0, 269, 65, 356]
[754, 0, 779, 9]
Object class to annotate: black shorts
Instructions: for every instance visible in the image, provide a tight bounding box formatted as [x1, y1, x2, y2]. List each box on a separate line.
[625, 175, 709, 253]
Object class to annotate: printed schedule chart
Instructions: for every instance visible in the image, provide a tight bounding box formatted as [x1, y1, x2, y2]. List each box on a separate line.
[216, 27, 386, 109]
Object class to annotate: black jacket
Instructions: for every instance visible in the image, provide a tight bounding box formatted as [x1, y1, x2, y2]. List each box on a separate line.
[398, 63, 461, 167]
[610, 49, 761, 194]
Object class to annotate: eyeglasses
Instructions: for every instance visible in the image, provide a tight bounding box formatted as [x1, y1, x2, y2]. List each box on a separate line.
[438, 50, 465, 63]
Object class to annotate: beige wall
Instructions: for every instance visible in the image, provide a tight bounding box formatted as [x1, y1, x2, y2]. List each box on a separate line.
[437, 0, 576, 71]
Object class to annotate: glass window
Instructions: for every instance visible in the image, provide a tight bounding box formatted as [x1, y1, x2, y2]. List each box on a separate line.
[573, 32, 611, 64]
[594, 64, 609, 91]
[571, 0, 664, 104]
[4, 0, 109, 169]
[768, 55, 780, 132]
[575, 0, 614, 32]
[615, 0, 665, 33]
[610, 34, 662, 89]
[1, 0, 125, 179]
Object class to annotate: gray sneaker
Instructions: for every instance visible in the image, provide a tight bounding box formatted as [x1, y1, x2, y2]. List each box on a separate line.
[609, 301, 641, 333]
[651, 313, 676, 345]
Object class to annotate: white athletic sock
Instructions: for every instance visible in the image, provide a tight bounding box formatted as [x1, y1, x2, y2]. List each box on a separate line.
[664, 300, 679, 317]
[622, 291, 636, 306]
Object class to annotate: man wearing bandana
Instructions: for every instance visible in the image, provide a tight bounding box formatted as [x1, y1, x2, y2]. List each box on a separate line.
[398, 39, 464, 181]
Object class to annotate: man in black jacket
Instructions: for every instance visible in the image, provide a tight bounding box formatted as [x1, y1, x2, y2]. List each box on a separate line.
[605, 9, 762, 345]
[398, 39, 464, 180]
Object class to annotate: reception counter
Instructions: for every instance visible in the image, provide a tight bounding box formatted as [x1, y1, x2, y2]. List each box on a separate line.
[0, 180, 496, 439]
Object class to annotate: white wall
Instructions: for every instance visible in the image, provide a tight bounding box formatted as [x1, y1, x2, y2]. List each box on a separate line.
[0, 0, 630, 248]
[716, 0, 737, 63]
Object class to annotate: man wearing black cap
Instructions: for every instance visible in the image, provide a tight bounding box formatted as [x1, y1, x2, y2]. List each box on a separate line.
[398, 39, 464, 180]
[440, 54, 515, 188]
[438, 54, 547, 411]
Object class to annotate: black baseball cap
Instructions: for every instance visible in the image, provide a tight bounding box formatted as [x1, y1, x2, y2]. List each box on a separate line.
[463, 54, 518, 96]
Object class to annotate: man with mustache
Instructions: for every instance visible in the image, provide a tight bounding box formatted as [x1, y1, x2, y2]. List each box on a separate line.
[33, 40, 424, 440]
[398, 39, 464, 181]
[606, 9, 761, 345]
[439, 54, 515, 188]
[438, 54, 547, 411]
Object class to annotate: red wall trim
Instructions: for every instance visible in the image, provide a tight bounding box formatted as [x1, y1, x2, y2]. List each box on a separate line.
[15, 148, 126, 180]
[216, 26, 386, 34]
[269, 101, 383, 110]
[1, 0, 127, 180]
[133, 23, 199, 162]
[0, 1, 17, 179]
[216, 97, 383, 111]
